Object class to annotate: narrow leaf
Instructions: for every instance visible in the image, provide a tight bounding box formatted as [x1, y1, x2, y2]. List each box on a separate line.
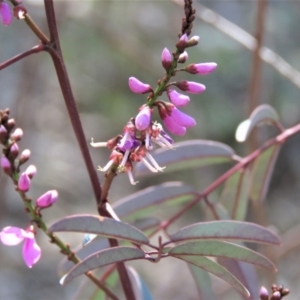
[174, 255, 249, 297]
[250, 145, 281, 203]
[169, 241, 276, 270]
[113, 182, 196, 222]
[236, 104, 279, 142]
[135, 140, 236, 176]
[170, 220, 280, 245]
[61, 246, 145, 284]
[219, 169, 250, 220]
[188, 264, 217, 300]
[48, 214, 149, 245]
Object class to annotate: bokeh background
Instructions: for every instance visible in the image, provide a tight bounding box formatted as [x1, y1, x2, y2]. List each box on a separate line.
[1, 0, 300, 299]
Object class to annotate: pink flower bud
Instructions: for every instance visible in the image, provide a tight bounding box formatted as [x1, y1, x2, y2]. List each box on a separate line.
[25, 165, 37, 179]
[187, 35, 200, 47]
[11, 128, 23, 141]
[270, 291, 280, 300]
[161, 48, 173, 71]
[36, 190, 58, 208]
[10, 143, 19, 159]
[167, 89, 190, 107]
[259, 286, 269, 300]
[0, 2, 12, 26]
[5, 118, 15, 131]
[163, 115, 186, 136]
[135, 106, 152, 131]
[19, 149, 30, 164]
[177, 51, 188, 63]
[0, 124, 8, 142]
[128, 77, 152, 94]
[1, 155, 12, 175]
[171, 107, 196, 128]
[175, 81, 206, 94]
[18, 172, 31, 192]
[176, 33, 188, 52]
[185, 63, 217, 75]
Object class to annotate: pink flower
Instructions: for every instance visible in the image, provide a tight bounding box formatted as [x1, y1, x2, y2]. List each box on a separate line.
[175, 81, 206, 94]
[25, 165, 37, 179]
[161, 48, 172, 71]
[36, 190, 58, 208]
[135, 106, 152, 131]
[0, 2, 12, 26]
[185, 63, 217, 75]
[18, 172, 31, 192]
[167, 89, 190, 107]
[163, 115, 186, 136]
[0, 226, 41, 268]
[128, 77, 152, 94]
[170, 107, 196, 128]
[1, 155, 11, 175]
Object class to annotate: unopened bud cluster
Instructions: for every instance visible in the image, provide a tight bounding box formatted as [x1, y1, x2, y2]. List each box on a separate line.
[92, 33, 217, 184]
[259, 285, 290, 300]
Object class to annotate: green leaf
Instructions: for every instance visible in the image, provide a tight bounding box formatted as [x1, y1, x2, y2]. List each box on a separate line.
[250, 145, 281, 203]
[113, 182, 196, 222]
[135, 140, 236, 176]
[48, 214, 149, 245]
[188, 264, 216, 300]
[168, 241, 276, 270]
[169, 220, 280, 245]
[236, 104, 279, 142]
[61, 246, 145, 285]
[174, 255, 249, 297]
[219, 170, 250, 220]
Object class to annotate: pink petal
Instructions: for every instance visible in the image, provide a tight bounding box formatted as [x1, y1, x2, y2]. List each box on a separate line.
[163, 116, 186, 136]
[36, 190, 58, 208]
[167, 89, 190, 107]
[0, 2, 12, 26]
[18, 172, 31, 192]
[161, 48, 172, 71]
[171, 107, 196, 128]
[0, 226, 26, 245]
[186, 63, 217, 75]
[23, 237, 41, 268]
[128, 77, 152, 94]
[135, 107, 151, 131]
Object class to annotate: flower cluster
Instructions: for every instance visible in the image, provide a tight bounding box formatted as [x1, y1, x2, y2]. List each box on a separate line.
[0, 109, 58, 267]
[92, 34, 216, 184]
[259, 285, 289, 300]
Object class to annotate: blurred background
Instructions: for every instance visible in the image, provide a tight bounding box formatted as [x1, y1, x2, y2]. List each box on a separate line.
[1, 0, 300, 299]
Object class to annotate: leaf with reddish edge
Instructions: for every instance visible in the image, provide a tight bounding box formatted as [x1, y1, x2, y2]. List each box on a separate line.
[168, 241, 276, 270]
[217, 258, 259, 300]
[188, 264, 217, 300]
[219, 169, 250, 220]
[235, 104, 280, 142]
[135, 140, 237, 176]
[172, 255, 250, 297]
[169, 220, 280, 245]
[249, 145, 281, 203]
[113, 182, 196, 222]
[60, 247, 145, 285]
[48, 214, 149, 245]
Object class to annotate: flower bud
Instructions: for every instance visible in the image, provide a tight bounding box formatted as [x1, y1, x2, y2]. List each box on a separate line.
[161, 48, 173, 71]
[36, 190, 58, 208]
[167, 89, 190, 107]
[270, 291, 280, 300]
[18, 172, 31, 192]
[128, 77, 152, 94]
[11, 128, 23, 142]
[185, 63, 217, 75]
[0, 125, 8, 143]
[187, 35, 200, 47]
[1, 155, 12, 175]
[175, 81, 206, 94]
[176, 34, 188, 52]
[9, 143, 19, 159]
[19, 149, 31, 164]
[135, 106, 152, 131]
[0, 2, 12, 26]
[25, 165, 37, 179]
[5, 118, 15, 131]
[259, 286, 269, 300]
[177, 51, 188, 63]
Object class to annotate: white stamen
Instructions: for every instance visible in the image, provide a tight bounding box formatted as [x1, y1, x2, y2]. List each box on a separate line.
[141, 157, 158, 173]
[90, 138, 107, 148]
[145, 132, 151, 149]
[97, 159, 114, 172]
[120, 150, 130, 167]
[153, 137, 174, 149]
[146, 153, 165, 172]
[127, 170, 139, 185]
